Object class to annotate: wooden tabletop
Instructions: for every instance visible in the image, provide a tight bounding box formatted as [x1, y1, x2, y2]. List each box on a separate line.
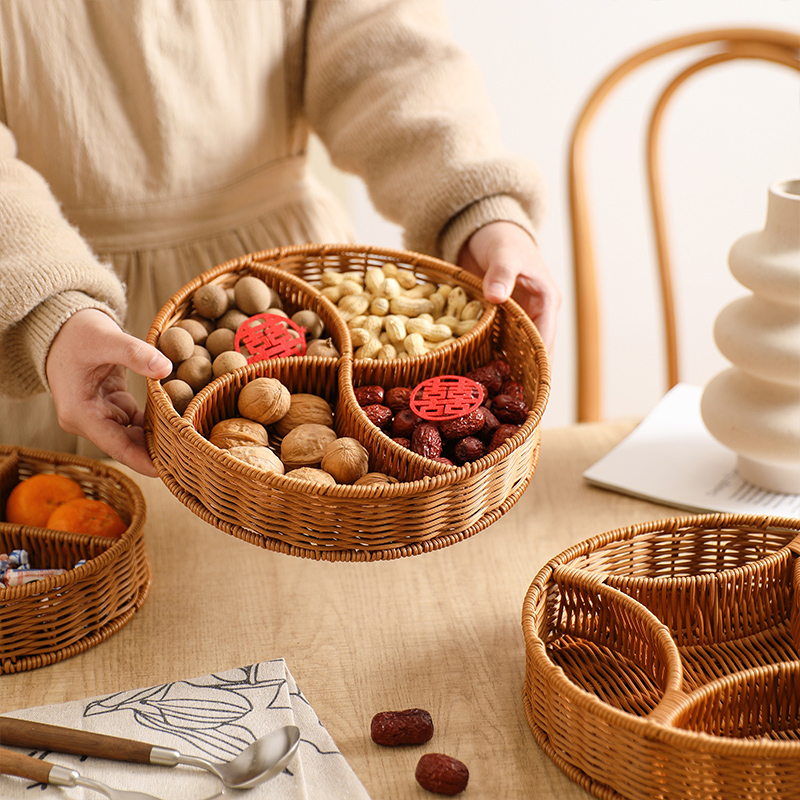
[0, 419, 680, 799]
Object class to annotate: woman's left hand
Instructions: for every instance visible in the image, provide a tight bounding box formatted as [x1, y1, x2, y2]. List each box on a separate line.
[457, 221, 561, 354]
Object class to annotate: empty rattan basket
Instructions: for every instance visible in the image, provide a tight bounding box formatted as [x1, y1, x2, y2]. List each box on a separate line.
[0, 446, 149, 674]
[522, 513, 800, 800]
[145, 244, 550, 561]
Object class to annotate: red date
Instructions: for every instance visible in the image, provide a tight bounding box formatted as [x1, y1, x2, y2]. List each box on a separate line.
[392, 407, 421, 438]
[439, 408, 484, 440]
[488, 423, 521, 452]
[371, 708, 434, 746]
[362, 403, 393, 429]
[385, 386, 412, 414]
[453, 436, 485, 464]
[354, 385, 384, 407]
[415, 753, 469, 796]
[491, 394, 529, 424]
[411, 423, 443, 459]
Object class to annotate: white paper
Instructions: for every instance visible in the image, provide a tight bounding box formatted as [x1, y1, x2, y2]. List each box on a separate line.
[583, 383, 800, 519]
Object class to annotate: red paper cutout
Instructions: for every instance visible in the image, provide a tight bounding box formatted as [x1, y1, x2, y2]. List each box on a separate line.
[235, 313, 307, 363]
[409, 375, 484, 421]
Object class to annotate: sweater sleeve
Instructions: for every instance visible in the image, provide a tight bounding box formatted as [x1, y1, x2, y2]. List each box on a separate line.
[0, 124, 127, 397]
[303, 0, 548, 262]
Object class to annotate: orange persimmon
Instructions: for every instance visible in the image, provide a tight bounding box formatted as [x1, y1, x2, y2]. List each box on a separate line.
[46, 498, 127, 538]
[5, 473, 86, 527]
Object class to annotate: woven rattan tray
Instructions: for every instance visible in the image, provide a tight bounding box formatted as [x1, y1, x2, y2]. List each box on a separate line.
[0, 446, 149, 674]
[145, 244, 550, 561]
[522, 513, 800, 800]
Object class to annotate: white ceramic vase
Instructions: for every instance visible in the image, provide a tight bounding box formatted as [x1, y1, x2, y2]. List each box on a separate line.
[700, 178, 800, 494]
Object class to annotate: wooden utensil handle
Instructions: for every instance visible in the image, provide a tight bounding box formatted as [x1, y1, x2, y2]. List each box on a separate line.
[0, 717, 154, 763]
[0, 745, 55, 784]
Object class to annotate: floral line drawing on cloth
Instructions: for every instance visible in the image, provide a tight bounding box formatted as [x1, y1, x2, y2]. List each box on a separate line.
[4, 659, 373, 799]
[83, 661, 288, 760]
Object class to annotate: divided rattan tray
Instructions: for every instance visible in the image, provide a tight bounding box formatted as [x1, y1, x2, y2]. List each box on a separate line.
[145, 244, 550, 561]
[522, 513, 800, 800]
[0, 446, 149, 673]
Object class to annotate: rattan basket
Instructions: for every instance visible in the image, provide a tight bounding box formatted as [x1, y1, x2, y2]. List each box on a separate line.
[522, 513, 800, 800]
[145, 244, 550, 561]
[0, 446, 149, 674]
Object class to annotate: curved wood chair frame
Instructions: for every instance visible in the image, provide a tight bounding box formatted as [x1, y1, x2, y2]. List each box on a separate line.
[570, 27, 800, 422]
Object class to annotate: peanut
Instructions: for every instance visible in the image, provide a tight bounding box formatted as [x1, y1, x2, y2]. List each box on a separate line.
[389, 296, 434, 317]
[460, 299, 483, 321]
[364, 267, 386, 295]
[381, 277, 401, 299]
[369, 296, 390, 316]
[403, 332, 428, 357]
[445, 286, 468, 318]
[384, 315, 407, 344]
[406, 318, 452, 342]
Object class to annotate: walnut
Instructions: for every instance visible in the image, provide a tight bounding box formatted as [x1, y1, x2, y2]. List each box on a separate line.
[321, 437, 369, 484]
[280, 423, 339, 470]
[354, 472, 399, 486]
[284, 467, 337, 486]
[209, 418, 269, 450]
[237, 377, 291, 425]
[272, 394, 334, 438]
[227, 445, 284, 475]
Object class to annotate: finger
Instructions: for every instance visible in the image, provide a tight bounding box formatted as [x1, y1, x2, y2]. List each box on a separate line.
[88, 417, 159, 478]
[94, 321, 172, 380]
[481, 259, 518, 305]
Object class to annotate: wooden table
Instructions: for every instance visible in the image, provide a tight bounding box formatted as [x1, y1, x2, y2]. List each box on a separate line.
[1, 420, 680, 799]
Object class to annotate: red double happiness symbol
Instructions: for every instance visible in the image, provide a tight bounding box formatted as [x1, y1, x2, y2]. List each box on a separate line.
[235, 313, 307, 363]
[409, 375, 484, 421]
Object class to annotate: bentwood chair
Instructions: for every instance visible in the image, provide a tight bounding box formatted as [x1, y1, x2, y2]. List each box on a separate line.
[570, 28, 800, 422]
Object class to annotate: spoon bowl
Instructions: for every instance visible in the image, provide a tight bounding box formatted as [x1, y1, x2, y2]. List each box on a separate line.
[153, 724, 301, 788]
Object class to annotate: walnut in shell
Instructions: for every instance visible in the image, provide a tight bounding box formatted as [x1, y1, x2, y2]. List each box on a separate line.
[284, 467, 337, 486]
[280, 423, 339, 470]
[237, 377, 291, 425]
[227, 445, 284, 475]
[321, 437, 369, 484]
[272, 394, 334, 438]
[209, 417, 269, 450]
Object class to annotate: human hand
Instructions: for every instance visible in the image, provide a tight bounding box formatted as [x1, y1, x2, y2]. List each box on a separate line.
[45, 309, 173, 477]
[457, 221, 561, 354]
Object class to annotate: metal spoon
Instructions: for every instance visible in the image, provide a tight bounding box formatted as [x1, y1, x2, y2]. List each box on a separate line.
[0, 717, 300, 790]
[0, 745, 167, 800]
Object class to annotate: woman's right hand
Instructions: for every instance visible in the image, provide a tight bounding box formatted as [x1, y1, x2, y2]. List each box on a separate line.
[45, 309, 173, 477]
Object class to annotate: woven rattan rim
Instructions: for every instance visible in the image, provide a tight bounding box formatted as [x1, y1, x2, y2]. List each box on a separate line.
[522, 512, 800, 799]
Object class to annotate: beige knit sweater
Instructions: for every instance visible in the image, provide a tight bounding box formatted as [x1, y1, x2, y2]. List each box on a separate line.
[0, 0, 547, 408]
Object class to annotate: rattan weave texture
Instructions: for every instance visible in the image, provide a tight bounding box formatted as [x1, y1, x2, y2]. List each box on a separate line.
[522, 513, 800, 800]
[145, 244, 550, 561]
[0, 446, 149, 674]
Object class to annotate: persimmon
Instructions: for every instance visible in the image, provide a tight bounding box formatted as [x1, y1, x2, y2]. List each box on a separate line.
[5, 473, 86, 527]
[46, 498, 127, 538]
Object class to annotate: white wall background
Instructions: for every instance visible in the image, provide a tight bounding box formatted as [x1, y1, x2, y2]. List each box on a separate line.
[311, 1, 800, 428]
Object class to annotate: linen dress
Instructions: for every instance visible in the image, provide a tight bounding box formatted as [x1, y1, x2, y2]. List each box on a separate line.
[0, 0, 548, 459]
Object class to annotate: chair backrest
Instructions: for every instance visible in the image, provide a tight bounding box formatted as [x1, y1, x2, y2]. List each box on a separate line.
[570, 28, 800, 422]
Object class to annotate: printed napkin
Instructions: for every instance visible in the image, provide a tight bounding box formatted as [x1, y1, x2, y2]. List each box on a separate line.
[2, 659, 372, 800]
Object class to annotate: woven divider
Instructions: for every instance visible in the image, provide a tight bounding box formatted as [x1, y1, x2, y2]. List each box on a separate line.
[145, 243, 549, 561]
[522, 513, 800, 800]
[0, 446, 149, 674]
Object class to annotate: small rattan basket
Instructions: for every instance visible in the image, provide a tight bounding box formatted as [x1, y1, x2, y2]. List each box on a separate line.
[0, 446, 149, 674]
[522, 513, 800, 800]
[145, 244, 550, 561]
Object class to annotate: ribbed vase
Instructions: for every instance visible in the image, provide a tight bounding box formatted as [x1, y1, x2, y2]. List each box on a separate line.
[701, 178, 800, 494]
